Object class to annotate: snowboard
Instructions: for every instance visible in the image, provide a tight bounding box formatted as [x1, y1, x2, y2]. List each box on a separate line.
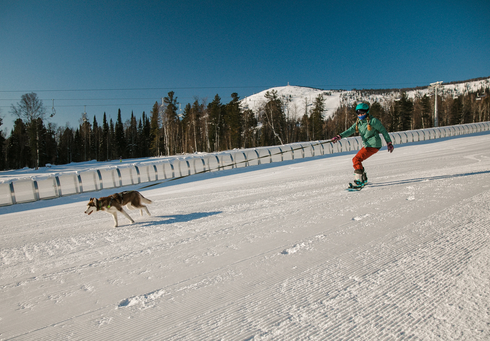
[346, 181, 367, 191]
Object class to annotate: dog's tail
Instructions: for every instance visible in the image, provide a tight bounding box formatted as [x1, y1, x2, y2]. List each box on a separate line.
[140, 193, 152, 204]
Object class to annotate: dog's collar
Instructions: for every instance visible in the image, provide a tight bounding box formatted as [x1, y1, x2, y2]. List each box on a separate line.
[96, 198, 103, 211]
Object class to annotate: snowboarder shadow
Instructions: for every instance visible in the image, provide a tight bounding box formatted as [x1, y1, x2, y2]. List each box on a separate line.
[369, 170, 490, 188]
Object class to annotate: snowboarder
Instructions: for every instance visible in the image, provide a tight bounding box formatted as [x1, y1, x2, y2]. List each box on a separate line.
[331, 102, 394, 189]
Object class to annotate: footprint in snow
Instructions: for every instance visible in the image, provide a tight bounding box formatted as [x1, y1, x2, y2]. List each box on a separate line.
[353, 214, 370, 221]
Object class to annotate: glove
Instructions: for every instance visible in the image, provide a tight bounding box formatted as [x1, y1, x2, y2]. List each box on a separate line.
[387, 142, 394, 153]
[331, 135, 341, 143]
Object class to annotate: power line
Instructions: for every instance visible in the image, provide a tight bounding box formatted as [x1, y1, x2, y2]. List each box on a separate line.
[0, 85, 274, 93]
[0, 97, 161, 101]
[0, 80, 440, 112]
[0, 81, 432, 94]
[0, 104, 157, 109]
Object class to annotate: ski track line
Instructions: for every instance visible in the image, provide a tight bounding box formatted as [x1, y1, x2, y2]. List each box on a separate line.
[274, 193, 488, 336]
[136, 189, 490, 339]
[0, 189, 476, 338]
[255, 231, 477, 340]
[306, 239, 481, 340]
[1, 200, 387, 339]
[230, 223, 483, 341]
[175, 237, 476, 340]
[290, 193, 488, 338]
[53, 188, 490, 340]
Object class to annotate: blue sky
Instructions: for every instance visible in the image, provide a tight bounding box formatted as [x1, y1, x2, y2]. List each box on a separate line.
[1, 0, 489, 132]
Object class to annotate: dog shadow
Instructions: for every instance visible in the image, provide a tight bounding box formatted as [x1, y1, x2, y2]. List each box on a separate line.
[141, 211, 222, 226]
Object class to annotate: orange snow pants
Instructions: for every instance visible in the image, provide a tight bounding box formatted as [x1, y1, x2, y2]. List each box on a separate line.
[353, 147, 379, 171]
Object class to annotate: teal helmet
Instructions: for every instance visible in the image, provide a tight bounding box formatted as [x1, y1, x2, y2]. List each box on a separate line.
[355, 103, 369, 113]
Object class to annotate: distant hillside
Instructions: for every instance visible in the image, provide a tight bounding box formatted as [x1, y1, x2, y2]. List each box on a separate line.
[240, 77, 490, 120]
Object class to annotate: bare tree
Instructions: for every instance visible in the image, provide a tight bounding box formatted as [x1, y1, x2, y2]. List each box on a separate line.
[10, 93, 46, 169]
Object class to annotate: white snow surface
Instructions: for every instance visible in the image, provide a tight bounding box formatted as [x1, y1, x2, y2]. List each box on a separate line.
[1, 133, 490, 340]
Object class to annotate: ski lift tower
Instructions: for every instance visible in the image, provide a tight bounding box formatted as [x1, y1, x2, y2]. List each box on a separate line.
[429, 81, 443, 127]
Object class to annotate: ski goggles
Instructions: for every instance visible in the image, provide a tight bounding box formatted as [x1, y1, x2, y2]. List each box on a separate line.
[356, 109, 368, 115]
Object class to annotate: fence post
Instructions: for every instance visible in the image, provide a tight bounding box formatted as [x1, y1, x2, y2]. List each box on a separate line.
[55, 176, 62, 196]
[132, 166, 139, 184]
[77, 174, 83, 193]
[200, 157, 207, 172]
[9, 182, 16, 205]
[170, 163, 175, 178]
[242, 151, 248, 167]
[115, 168, 122, 187]
[289, 145, 294, 160]
[254, 149, 261, 165]
[320, 141, 325, 155]
[278, 146, 284, 162]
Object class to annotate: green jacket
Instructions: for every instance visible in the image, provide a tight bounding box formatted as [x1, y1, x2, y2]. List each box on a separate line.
[340, 115, 392, 149]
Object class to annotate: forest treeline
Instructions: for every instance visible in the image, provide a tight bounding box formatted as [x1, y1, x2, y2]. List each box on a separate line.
[0, 86, 489, 171]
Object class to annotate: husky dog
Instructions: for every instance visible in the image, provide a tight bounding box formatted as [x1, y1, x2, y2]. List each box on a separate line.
[84, 191, 152, 227]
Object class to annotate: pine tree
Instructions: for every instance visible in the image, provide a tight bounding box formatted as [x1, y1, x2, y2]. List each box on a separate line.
[181, 103, 192, 153]
[109, 119, 115, 160]
[139, 111, 151, 157]
[242, 109, 257, 148]
[191, 99, 206, 152]
[208, 95, 223, 151]
[150, 102, 161, 156]
[79, 113, 91, 161]
[56, 127, 74, 165]
[115, 109, 126, 159]
[161, 92, 180, 155]
[224, 93, 243, 150]
[397, 93, 414, 130]
[91, 116, 99, 161]
[101, 113, 109, 161]
[449, 97, 463, 125]
[6, 119, 30, 169]
[309, 94, 325, 140]
[73, 129, 83, 162]
[38, 120, 57, 166]
[126, 111, 137, 158]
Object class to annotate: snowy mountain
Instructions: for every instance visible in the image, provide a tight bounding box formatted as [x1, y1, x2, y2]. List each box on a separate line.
[240, 77, 490, 120]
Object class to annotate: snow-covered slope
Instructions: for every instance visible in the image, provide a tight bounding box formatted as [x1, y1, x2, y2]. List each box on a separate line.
[240, 85, 343, 120]
[1, 132, 490, 340]
[241, 77, 490, 120]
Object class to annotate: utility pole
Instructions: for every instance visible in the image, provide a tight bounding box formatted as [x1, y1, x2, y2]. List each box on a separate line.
[51, 99, 56, 117]
[429, 81, 443, 127]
